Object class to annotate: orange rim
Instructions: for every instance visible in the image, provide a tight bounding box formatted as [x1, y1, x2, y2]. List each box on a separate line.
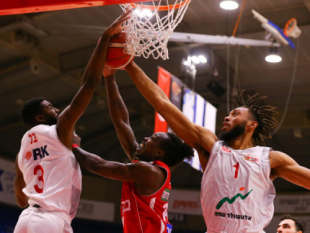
[284, 18, 297, 37]
[129, 0, 190, 11]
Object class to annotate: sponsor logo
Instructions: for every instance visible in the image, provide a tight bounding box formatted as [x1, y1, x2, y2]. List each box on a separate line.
[215, 211, 252, 221]
[26, 151, 32, 160]
[161, 189, 170, 202]
[221, 146, 231, 153]
[121, 199, 131, 215]
[172, 81, 181, 96]
[167, 223, 173, 233]
[216, 188, 253, 210]
[32, 145, 49, 160]
[243, 154, 259, 162]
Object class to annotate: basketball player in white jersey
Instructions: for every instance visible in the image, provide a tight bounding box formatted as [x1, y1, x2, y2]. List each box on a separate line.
[124, 61, 310, 233]
[13, 11, 132, 233]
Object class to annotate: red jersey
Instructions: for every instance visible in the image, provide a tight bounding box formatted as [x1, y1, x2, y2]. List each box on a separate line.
[121, 161, 172, 233]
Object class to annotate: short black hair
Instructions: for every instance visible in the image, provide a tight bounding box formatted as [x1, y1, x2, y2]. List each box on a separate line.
[20, 97, 45, 128]
[160, 133, 194, 167]
[280, 214, 304, 232]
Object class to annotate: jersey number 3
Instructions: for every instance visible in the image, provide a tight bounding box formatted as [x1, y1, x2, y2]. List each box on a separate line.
[34, 165, 44, 193]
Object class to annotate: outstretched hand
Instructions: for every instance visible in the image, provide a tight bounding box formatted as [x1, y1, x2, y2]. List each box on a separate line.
[103, 66, 117, 78]
[104, 10, 132, 36]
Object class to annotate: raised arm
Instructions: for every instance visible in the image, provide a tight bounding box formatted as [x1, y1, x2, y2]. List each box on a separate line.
[14, 154, 28, 208]
[270, 150, 310, 190]
[125, 62, 217, 169]
[56, 11, 132, 149]
[103, 67, 138, 161]
[72, 146, 163, 188]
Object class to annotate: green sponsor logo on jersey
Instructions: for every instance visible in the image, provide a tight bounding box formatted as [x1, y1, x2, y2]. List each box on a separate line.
[161, 189, 170, 202]
[216, 189, 253, 210]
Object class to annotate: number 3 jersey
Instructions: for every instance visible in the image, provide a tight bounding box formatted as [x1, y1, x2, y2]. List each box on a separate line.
[121, 161, 172, 233]
[18, 124, 82, 224]
[201, 141, 276, 233]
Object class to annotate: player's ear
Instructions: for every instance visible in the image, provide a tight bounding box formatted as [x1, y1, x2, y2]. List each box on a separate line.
[35, 114, 46, 123]
[155, 149, 165, 158]
[249, 121, 258, 130]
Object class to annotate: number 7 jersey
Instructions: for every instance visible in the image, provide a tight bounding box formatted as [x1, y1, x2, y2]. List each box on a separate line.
[200, 141, 275, 233]
[18, 124, 82, 224]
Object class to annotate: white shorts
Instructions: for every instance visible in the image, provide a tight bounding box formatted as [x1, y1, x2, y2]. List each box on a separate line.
[14, 206, 73, 233]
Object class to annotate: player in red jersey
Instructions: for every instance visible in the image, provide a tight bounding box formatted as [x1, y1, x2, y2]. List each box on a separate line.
[72, 67, 194, 233]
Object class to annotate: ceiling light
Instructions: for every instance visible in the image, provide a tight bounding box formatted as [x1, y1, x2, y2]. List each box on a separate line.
[198, 55, 207, 63]
[265, 47, 282, 63]
[183, 55, 208, 66]
[134, 8, 152, 18]
[265, 54, 282, 63]
[183, 56, 191, 66]
[143, 9, 153, 17]
[191, 56, 200, 64]
[220, 1, 239, 10]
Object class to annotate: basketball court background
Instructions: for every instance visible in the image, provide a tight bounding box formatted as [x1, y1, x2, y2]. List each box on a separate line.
[1, 0, 310, 232]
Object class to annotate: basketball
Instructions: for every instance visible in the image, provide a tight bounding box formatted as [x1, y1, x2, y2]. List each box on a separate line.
[106, 32, 134, 69]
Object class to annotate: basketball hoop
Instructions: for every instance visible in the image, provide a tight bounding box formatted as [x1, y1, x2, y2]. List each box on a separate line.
[120, 0, 191, 60]
[284, 18, 301, 39]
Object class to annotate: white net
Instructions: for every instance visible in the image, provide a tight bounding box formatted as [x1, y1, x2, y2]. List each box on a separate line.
[120, 0, 191, 60]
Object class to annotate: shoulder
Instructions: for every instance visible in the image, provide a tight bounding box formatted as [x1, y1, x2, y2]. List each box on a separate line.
[135, 161, 161, 169]
[133, 161, 165, 176]
[129, 161, 165, 184]
[32, 124, 58, 139]
[29, 124, 54, 134]
[129, 161, 158, 171]
[210, 140, 224, 152]
[195, 125, 218, 141]
[269, 150, 297, 169]
[193, 125, 218, 152]
[153, 161, 170, 178]
[153, 160, 169, 169]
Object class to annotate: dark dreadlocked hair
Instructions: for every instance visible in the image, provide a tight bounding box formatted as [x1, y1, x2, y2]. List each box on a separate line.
[234, 91, 279, 146]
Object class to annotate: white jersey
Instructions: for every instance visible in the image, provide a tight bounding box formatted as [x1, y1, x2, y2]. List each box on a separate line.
[18, 124, 82, 224]
[201, 141, 275, 233]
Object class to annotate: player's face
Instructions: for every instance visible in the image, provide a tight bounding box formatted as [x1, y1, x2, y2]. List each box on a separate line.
[40, 100, 59, 125]
[221, 107, 251, 132]
[135, 132, 169, 162]
[219, 107, 251, 143]
[277, 219, 299, 233]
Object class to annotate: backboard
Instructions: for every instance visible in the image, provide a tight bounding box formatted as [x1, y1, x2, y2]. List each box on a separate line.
[0, 0, 154, 16]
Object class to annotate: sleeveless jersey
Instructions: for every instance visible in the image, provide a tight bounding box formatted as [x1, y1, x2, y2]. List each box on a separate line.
[201, 141, 275, 233]
[121, 161, 172, 233]
[18, 124, 82, 224]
